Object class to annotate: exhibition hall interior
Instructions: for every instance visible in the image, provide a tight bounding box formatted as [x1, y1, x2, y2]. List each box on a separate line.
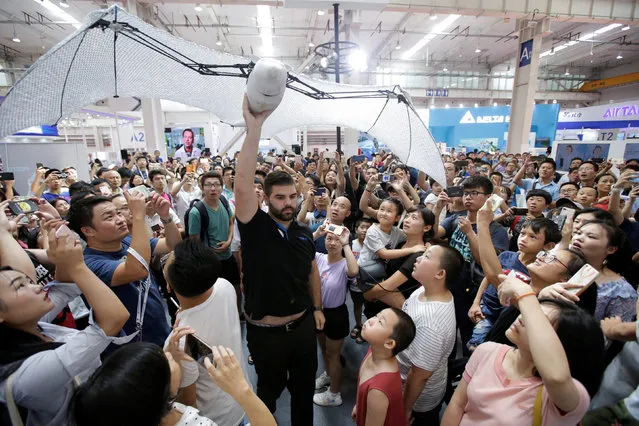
[1, 0, 639, 426]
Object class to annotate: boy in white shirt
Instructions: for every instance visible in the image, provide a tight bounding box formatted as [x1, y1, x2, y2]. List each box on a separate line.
[162, 239, 248, 426]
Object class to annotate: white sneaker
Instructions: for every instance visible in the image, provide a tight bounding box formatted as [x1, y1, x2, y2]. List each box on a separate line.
[315, 371, 330, 389]
[313, 389, 343, 407]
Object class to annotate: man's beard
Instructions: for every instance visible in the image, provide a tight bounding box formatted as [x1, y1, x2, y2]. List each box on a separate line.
[269, 204, 294, 221]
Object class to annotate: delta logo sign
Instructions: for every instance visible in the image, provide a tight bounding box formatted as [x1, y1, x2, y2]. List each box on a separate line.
[459, 110, 511, 124]
[603, 104, 639, 119]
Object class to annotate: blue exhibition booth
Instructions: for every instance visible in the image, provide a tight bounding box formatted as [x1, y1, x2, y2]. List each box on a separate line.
[428, 104, 561, 152]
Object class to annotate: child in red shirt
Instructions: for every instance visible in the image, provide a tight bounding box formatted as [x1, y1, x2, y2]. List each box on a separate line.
[352, 307, 416, 426]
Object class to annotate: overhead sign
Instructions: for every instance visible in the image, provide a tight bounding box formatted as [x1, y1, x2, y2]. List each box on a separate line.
[559, 101, 639, 123]
[426, 89, 448, 97]
[519, 39, 533, 68]
[458, 110, 511, 124]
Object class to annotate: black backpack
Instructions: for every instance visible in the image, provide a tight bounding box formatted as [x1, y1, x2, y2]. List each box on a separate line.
[183, 196, 231, 245]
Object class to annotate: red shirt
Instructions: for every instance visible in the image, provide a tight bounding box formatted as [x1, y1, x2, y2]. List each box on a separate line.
[356, 350, 407, 426]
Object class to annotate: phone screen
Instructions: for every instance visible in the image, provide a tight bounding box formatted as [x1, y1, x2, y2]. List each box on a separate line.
[185, 334, 213, 362]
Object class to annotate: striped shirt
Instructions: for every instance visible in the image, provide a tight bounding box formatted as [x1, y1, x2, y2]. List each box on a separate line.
[397, 287, 456, 412]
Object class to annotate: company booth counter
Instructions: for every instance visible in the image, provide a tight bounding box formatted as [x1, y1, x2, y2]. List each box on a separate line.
[427, 104, 561, 153]
[553, 100, 639, 170]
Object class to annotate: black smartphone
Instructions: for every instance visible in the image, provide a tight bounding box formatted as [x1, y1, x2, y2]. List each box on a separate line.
[445, 186, 464, 198]
[591, 158, 604, 164]
[454, 160, 469, 169]
[8, 200, 39, 215]
[314, 187, 327, 196]
[352, 155, 366, 163]
[36, 163, 44, 169]
[512, 207, 529, 216]
[0, 172, 14, 181]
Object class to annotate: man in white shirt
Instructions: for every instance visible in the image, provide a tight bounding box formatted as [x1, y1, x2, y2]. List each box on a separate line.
[163, 239, 248, 426]
[397, 245, 463, 425]
[174, 129, 202, 163]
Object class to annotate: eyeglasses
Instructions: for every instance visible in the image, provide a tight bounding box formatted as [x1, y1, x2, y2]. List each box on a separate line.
[536, 251, 569, 270]
[463, 191, 486, 198]
[203, 183, 222, 189]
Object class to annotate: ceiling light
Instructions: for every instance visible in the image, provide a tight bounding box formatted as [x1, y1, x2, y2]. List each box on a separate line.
[317, 10, 325, 16]
[442, 66, 448, 72]
[256, 5, 273, 56]
[459, 103, 464, 108]
[32, 0, 81, 28]
[216, 37, 222, 46]
[474, 103, 479, 108]
[617, 52, 623, 59]
[564, 67, 570, 75]
[429, 104, 436, 109]
[320, 57, 328, 68]
[552, 99, 557, 104]
[445, 104, 450, 108]
[395, 40, 401, 50]
[622, 25, 630, 31]
[430, 15, 438, 20]
[402, 14, 460, 59]
[475, 47, 481, 53]
[493, 102, 498, 107]
[11, 25, 20, 43]
[59, 0, 69, 8]
[349, 49, 368, 72]
[309, 41, 315, 47]
[194, 4, 203, 12]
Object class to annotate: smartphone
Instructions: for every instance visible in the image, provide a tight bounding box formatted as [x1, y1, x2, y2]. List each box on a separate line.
[352, 155, 366, 164]
[566, 264, 599, 296]
[506, 269, 532, 284]
[488, 194, 502, 212]
[326, 224, 344, 236]
[36, 163, 44, 169]
[149, 163, 161, 170]
[0, 172, 14, 181]
[629, 173, 639, 183]
[151, 224, 162, 233]
[129, 185, 151, 200]
[560, 207, 576, 220]
[8, 200, 39, 215]
[185, 333, 214, 362]
[454, 160, 469, 169]
[552, 214, 567, 232]
[314, 187, 327, 197]
[99, 186, 112, 196]
[445, 186, 464, 198]
[512, 207, 529, 216]
[265, 156, 276, 164]
[57, 172, 68, 179]
[591, 158, 604, 164]
[185, 164, 196, 173]
[55, 224, 74, 239]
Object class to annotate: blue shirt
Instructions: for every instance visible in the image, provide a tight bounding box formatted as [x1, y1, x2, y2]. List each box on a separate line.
[83, 236, 171, 346]
[483, 251, 529, 312]
[521, 178, 560, 201]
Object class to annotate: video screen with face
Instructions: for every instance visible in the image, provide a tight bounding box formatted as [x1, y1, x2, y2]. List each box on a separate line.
[164, 127, 205, 157]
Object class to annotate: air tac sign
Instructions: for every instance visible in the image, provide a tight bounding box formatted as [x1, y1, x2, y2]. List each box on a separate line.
[603, 104, 639, 119]
[459, 110, 511, 124]
[519, 39, 533, 68]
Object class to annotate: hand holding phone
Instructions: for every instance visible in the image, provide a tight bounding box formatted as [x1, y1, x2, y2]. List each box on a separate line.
[445, 186, 464, 198]
[565, 264, 599, 296]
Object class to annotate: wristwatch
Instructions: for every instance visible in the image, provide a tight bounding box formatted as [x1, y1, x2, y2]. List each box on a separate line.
[160, 216, 173, 225]
[313, 305, 323, 312]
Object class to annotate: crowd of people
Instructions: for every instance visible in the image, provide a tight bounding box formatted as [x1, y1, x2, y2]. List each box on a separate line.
[1, 96, 639, 426]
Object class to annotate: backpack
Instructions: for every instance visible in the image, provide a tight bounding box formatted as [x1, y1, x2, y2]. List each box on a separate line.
[183, 196, 231, 245]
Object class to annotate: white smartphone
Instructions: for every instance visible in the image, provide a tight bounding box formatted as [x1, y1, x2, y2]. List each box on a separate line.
[326, 224, 344, 236]
[566, 264, 599, 296]
[560, 207, 576, 220]
[55, 224, 74, 239]
[129, 185, 151, 200]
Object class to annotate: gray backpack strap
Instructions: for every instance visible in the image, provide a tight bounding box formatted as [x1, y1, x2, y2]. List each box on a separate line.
[5, 373, 24, 426]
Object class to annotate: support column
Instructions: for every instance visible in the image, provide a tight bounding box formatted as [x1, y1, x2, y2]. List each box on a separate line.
[506, 18, 550, 154]
[333, 3, 341, 153]
[141, 98, 167, 159]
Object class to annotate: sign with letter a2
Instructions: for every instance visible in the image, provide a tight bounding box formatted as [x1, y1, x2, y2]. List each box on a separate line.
[519, 39, 533, 68]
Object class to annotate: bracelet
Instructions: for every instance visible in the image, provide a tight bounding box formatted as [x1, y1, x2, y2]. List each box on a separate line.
[515, 292, 537, 303]
[365, 188, 373, 192]
[160, 216, 173, 225]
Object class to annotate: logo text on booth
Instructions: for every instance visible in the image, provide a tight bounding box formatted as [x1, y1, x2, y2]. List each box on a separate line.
[459, 111, 511, 124]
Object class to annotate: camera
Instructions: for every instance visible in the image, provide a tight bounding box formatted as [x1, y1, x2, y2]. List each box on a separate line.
[326, 224, 344, 236]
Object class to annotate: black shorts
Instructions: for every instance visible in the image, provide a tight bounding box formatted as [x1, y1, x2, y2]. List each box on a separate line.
[220, 255, 241, 286]
[319, 304, 350, 340]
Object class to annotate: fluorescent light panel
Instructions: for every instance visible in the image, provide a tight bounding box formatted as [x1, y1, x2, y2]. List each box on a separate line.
[256, 5, 273, 56]
[32, 0, 81, 28]
[539, 22, 623, 58]
[402, 14, 461, 59]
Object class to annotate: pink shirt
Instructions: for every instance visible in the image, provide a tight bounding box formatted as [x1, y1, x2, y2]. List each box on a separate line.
[460, 342, 590, 426]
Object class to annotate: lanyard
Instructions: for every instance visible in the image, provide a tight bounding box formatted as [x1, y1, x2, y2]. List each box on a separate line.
[127, 247, 151, 341]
